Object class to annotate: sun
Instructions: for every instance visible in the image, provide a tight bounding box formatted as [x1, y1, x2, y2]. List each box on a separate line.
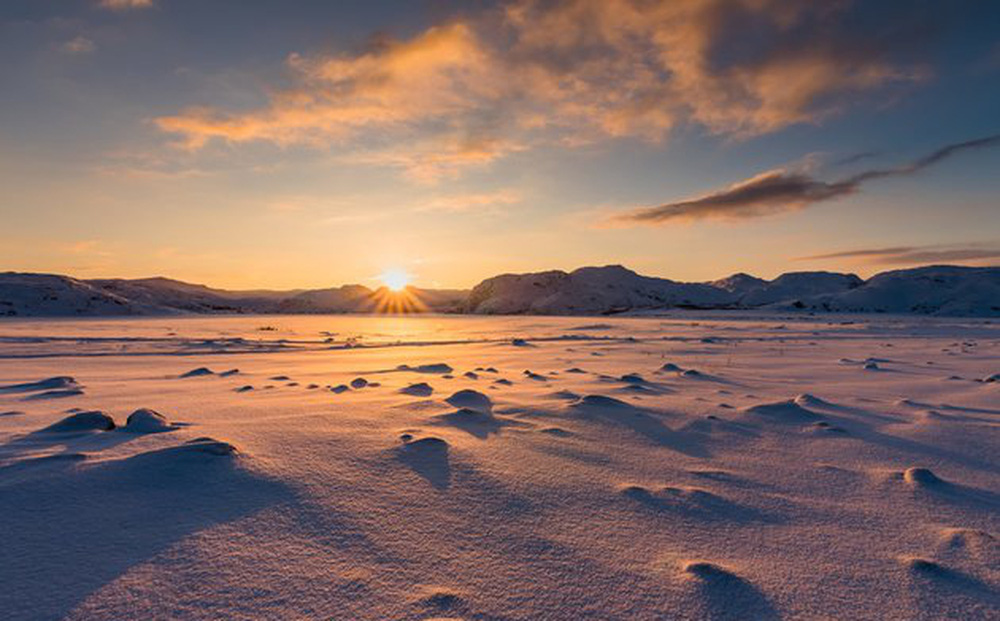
[379, 268, 412, 292]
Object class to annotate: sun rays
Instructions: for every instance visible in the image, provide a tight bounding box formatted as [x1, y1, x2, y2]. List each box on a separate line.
[368, 284, 428, 314]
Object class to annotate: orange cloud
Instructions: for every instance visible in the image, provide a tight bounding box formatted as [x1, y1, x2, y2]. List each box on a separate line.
[156, 23, 496, 150]
[345, 135, 526, 184]
[156, 0, 932, 175]
[503, 0, 923, 138]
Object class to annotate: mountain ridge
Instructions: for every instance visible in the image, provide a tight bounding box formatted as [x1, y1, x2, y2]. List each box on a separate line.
[1, 264, 997, 317]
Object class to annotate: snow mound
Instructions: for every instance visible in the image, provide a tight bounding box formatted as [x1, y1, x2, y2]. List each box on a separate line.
[938, 528, 999, 566]
[397, 363, 453, 374]
[122, 437, 239, 461]
[179, 438, 238, 456]
[681, 561, 780, 620]
[180, 367, 214, 378]
[622, 485, 771, 522]
[42, 411, 116, 433]
[794, 393, 834, 408]
[904, 467, 945, 488]
[123, 408, 176, 433]
[743, 399, 822, 423]
[395, 436, 450, 489]
[400, 382, 434, 397]
[573, 394, 632, 409]
[444, 389, 492, 412]
[23, 387, 85, 400]
[433, 408, 513, 439]
[0, 376, 78, 393]
[547, 390, 581, 401]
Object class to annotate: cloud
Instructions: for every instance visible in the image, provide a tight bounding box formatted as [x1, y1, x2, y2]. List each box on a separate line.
[154, 0, 943, 178]
[63, 36, 96, 54]
[799, 244, 1000, 265]
[832, 151, 880, 167]
[618, 133, 1000, 223]
[343, 134, 526, 184]
[65, 239, 112, 258]
[500, 0, 925, 138]
[155, 23, 498, 150]
[418, 189, 522, 212]
[98, 0, 153, 9]
[847, 134, 1000, 184]
[95, 150, 212, 179]
[623, 169, 856, 223]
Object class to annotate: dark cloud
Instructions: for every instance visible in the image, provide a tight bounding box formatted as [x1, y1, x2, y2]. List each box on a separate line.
[801, 246, 918, 260]
[848, 134, 1000, 184]
[799, 245, 1000, 265]
[624, 170, 857, 223]
[832, 151, 880, 167]
[620, 133, 1000, 223]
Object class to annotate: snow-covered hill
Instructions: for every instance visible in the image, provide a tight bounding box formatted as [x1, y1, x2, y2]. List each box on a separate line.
[782, 265, 1000, 316]
[735, 271, 863, 307]
[465, 265, 999, 316]
[90, 277, 288, 314]
[276, 285, 378, 314]
[709, 272, 767, 295]
[465, 265, 731, 314]
[0, 273, 465, 317]
[0, 273, 144, 317]
[2, 265, 997, 317]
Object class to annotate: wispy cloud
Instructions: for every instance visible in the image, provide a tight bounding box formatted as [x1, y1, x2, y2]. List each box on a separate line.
[98, 0, 153, 10]
[154, 0, 940, 179]
[799, 244, 1000, 265]
[418, 189, 522, 213]
[63, 36, 96, 55]
[65, 239, 110, 255]
[832, 151, 880, 167]
[342, 134, 526, 184]
[95, 149, 214, 179]
[618, 134, 1000, 224]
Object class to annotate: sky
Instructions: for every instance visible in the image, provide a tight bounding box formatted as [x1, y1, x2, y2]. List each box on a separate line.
[1, 0, 998, 290]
